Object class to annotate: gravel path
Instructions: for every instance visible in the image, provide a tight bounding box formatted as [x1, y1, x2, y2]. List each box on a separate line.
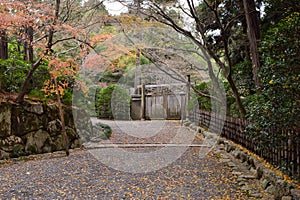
[93, 120, 202, 144]
[0, 120, 265, 199]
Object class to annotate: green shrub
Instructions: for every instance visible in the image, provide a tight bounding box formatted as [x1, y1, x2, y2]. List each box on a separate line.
[248, 12, 300, 130]
[61, 88, 73, 105]
[188, 82, 211, 112]
[11, 144, 26, 158]
[0, 46, 50, 94]
[95, 122, 112, 138]
[95, 84, 130, 119]
[0, 54, 30, 93]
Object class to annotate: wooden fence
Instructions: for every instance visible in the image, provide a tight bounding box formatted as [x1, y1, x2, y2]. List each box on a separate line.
[189, 110, 300, 180]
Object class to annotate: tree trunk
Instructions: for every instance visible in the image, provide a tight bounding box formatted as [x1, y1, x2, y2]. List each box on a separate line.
[243, 0, 261, 89]
[24, 26, 34, 63]
[0, 30, 8, 59]
[201, 47, 226, 103]
[16, 58, 43, 103]
[54, 77, 70, 156]
[204, 44, 246, 118]
[227, 75, 247, 118]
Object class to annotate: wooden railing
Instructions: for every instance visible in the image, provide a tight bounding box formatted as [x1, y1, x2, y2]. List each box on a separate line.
[189, 110, 300, 181]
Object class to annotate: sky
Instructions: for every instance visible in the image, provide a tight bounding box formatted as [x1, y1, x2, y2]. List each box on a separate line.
[103, 1, 128, 15]
[102, 1, 266, 18]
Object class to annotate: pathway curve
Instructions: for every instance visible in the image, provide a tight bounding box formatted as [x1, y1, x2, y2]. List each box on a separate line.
[0, 120, 271, 199]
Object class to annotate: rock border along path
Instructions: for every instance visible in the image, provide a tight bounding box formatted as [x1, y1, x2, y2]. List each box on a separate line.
[0, 120, 274, 199]
[184, 120, 300, 200]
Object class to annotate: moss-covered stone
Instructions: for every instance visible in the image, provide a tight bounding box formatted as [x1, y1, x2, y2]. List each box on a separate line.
[0, 101, 90, 159]
[25, 130, 51, 154]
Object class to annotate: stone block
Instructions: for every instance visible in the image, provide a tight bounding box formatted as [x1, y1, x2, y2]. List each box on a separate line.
[25, 129, 51, 154]
[263, 168, 281, 183]
[291, 189, 300, 200]
[240, 152, 247, 163]
[232, 149, 241, 159]
[265, 184, 276, 195]
[226, 144, 235, 152]
[24, 103, 44, 115]
[0, 103, 11, 138]
[0, 135, 23, 152]
[11, 105, 46, 136]
[0, 149, 10, 159]
[261, 179, 270, 190]
[256, 165, 264, 179]
[227, 161, 237, 168]
[249, 193, 263, 198]
[241, 185, 253, 191]
[242, 174, 256, 180]
[217, 138, 225, 145]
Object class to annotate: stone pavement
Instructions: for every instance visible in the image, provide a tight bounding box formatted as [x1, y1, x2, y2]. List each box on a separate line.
[0, 120, 275, 199]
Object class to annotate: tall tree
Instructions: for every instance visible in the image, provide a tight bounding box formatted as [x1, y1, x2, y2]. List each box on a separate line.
[242, 0, 261, 89]
[0, 0, 110, 102]
[16, 0, 62, 102]
[125, 0, 247, 116]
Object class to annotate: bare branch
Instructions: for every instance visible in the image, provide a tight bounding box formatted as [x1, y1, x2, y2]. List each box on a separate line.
[141, 48, 221, 102]
[33, 34, 47, 44]
[56, 45, 80, 57]
[52, 36, 75, 46]
[178, 4, 193, 18]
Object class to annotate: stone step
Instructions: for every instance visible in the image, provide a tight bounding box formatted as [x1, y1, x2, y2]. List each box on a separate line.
[84, 143, 207, 149]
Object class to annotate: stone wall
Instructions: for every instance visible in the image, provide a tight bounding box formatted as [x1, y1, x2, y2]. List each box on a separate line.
[0, 101, 92, 159]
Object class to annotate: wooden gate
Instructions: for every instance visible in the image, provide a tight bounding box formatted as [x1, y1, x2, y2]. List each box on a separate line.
[145, 94, 183, 120]
[130, 83, 187, 120]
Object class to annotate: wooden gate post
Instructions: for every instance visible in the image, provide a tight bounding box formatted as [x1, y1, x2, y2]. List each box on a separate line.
[141, 84, 146, 120]
[180, 92, 186, 126]
[186, 75, 191, 120]
[180, 92, 186, 121]
[134, 50, 141, 95]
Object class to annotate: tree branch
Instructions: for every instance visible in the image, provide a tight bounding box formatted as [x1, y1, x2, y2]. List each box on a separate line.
[52, 36, 75, 46]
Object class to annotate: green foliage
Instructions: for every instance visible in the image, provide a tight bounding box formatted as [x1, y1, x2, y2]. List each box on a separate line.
[221, 81, 238, 117]
[262, 0, 300, 32]
[0, 44, 50, 96]
[61, 88, 73, 105]
[192, 82, 211, 111]
[0, 46, 31, 92]
[11, 144, 26, 158]
[99, 69, 123, 84]
[232, 60, 255, 96]
[43, 74, 76, 105]
[29, 60, 50, 92]
[248, 12, 300, 131]
[95, 122, 112, 138]
[28, 90, 48, 103]
[140, 54, 151, 65]
[195, 0, 249, 64]
[95, 84, 130, 119]
[251, 13, 300, 124]
[99, 53, 151, 86]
